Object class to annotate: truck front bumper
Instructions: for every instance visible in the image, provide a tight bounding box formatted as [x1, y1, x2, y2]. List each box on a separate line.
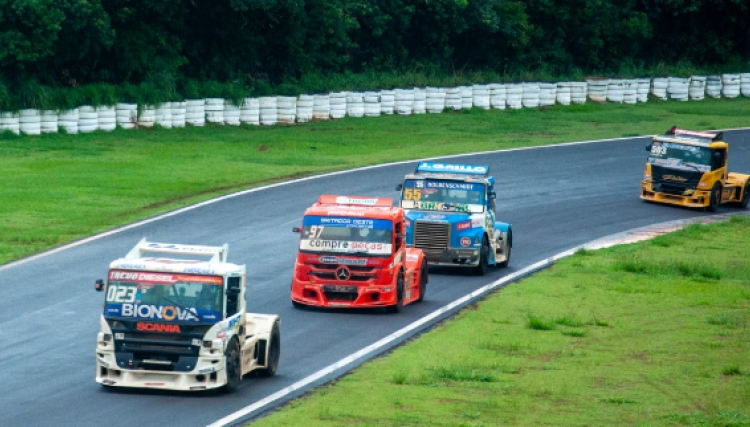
[641, 183, 710, 209]
[419, 247, 481, 267]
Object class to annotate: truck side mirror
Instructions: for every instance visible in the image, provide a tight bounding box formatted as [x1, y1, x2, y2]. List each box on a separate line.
[292, 227, 301, 233]
[488, 191, 496, 200]
[95, 279, 105, 292]
[395, 183, 403, 191]
[645, 144, 652, 152]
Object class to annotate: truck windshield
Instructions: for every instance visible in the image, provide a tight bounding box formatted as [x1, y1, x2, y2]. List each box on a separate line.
[103, 270, 223, 323]
[648, 141, 712, 172]
[400, 179, 485, 213]
[300, 216, 393, 256]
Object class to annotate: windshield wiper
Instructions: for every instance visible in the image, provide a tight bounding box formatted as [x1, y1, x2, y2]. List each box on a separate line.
[163, 297, 201, 320]
[682, 163, 703, 172]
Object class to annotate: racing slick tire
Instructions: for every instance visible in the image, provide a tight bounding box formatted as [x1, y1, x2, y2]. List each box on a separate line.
[707, 184, 721, 212]
[417, 263, 428, 302]
[497, 229, 512, 268]
[386, 274, 405, 313]
[259, 321, 281, 377]
[473, 236, 490, 276]
[223, 339, 242, 393]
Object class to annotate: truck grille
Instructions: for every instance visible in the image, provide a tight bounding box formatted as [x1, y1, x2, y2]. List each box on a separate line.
[414, 221, 450, 256]
[651, 166, 702, 194]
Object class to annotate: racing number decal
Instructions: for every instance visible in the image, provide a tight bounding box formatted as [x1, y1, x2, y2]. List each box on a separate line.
[404, 189, 422, 200]
[651, 145, 666, 156]
[307, 226, 324, 239]
[106, 285, 137, 303]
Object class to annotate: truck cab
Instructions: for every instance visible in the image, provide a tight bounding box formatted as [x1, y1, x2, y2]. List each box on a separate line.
[397, 162, 512, 275]
[641, 127, 749, 211]
[94, 238, 280, 392]
[291, 195, 427, 313]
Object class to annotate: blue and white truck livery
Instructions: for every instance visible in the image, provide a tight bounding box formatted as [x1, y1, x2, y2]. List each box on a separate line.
[396, 162, 512, 275]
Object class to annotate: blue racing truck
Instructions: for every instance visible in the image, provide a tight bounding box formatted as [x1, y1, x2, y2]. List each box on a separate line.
[396, 162, 512, 275]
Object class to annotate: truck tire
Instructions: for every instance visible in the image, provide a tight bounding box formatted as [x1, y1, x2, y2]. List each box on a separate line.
[739, 183, 749, 208]
[259, 322, 281, 377]
[223, 339, 242, 393]
[386, 274, 404, 313]
[707, 184, 721, 212]
[473, 236, 490, 276]
[417, 263, 428, 302]
[497, 229, 512, 268]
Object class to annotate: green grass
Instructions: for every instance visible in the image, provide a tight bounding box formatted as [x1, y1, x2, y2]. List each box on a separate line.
[251, 216, 750, 427]
[2, 97, 750, 265]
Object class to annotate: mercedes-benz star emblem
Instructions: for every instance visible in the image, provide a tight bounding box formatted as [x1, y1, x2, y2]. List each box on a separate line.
[336, 267, 350, 281]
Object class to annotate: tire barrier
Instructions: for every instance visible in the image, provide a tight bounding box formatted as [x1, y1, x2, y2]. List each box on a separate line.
[4, 72, 750, 137]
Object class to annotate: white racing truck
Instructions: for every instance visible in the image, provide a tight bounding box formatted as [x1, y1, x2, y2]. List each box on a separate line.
[94, 238, 280, 392]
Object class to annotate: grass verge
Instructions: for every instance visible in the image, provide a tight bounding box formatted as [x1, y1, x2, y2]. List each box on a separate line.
[2, 97, 750, 265]
[251, 216, 750, 427]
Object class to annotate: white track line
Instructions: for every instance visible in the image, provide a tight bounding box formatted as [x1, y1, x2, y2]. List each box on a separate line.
[5, 125, 748, 273]
[207, 211, 749, 427]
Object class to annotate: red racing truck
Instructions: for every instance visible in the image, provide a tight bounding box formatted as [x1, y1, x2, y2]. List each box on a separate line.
[290, 195, 427, 313]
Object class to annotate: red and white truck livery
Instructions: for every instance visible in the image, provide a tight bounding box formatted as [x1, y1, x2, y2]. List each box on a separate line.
[290, 195, 428, 312]
[94, 239, 280, 392]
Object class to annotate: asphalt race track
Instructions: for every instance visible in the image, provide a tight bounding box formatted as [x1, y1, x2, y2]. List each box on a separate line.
[1, 129, 748, 427]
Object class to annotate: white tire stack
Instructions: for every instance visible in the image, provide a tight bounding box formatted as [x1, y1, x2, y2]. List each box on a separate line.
[137, 105, 156, 128]
[471, 84, 490, 110]
[636, 78, 650, 103]
[155, 102, 173, 128]
[622, 80, 638, 104]
[571, 82, 587, 104]
[312, 94, 330, 120]
[78, 105, 98, 133]
[651, 77, 668, 100]
[346, 92, 364, 118]
[329, 92, 347, 119]
[522, 83, 540, 108]
[722, 74, 741, 98]
[689, 76, 706, 101]
[185, 99, 206, 126]
[489, 84, 506, 109]
[259, 96, 278, 125]
[224, 102, 241, 126]
[425, 87, 446, 113]
[171, 101, 186, 128]
[363, 92, 381, 117]
[667, 77, 689, 101]
[586, 78, 608, 102]
[444, 87, 462, 110]
[460, 86, 473, 109]
[0, 111, 20, 134]
[116, 103, 137, 129]
[555, 82, 571, 106]
[19, 109, 41, 135]
[297, 94, 314, 122]
[58, 109, 79, 133]
[741, 73, 750, 97]
[205, 98, 225, 124]
[379, 90, 395, 114]
[40, 110, 58, 133]
[705, 75, 722, 98]
[394, 88, 414, 115]
[277, 96, 297, 123]
[240, 98, 260, 125]
[606, 79, 624, 103]
[412, 88, 426, 114]
[538, 83, 556, 107]
[97, 105, 117, 131]
[506, 84, 523, 109]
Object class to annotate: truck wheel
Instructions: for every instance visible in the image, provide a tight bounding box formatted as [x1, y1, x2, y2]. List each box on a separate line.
[223, 339, 242, 393]
[497, 229, 512, 268]
[739, 184, 749, 208]
[473, 237, 489, 276]
[386, 275, 404, 313]
[417, 264, 428, 302]
[259, 322, 280, 377]
[707, 184, 721, 212]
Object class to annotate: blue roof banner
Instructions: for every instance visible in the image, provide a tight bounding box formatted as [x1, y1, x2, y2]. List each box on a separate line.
[416, 162, 490, 176]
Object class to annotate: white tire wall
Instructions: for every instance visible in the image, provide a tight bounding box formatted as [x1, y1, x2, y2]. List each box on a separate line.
[472, 84, 490, 110]
[571, 82, 587, 104]
[489, 84, 507, 109]
[116, 103, 137, 129]
[394, 88, 414, 115]
[58, 109, 79, 134]
[667, 77, 689, 101]
[185, 99, 206, 126]
[224, 102, 241, 126]
[297, 94, 314, 122]
[19, 109, 41, 135]
[379, 90, 395, 114]
[586, 78, 608, 103]
[412, 88, 427, 114]
[155, 102, 173, 128]
[622, 80, 638, 105]
[78, 105, 99, 133]
[205, 98, 225, 124]
[425, 87, 446, 113]
[651, 77, 668, 100]
[722, 74, 741, 98]
[40, 110, 58, 133]
[0, 111, 20, 135]
[538, 83, 556, 107]
[522, 83, 540, 108]
[741, 73, 750, 97]
[444, 87, 462, 110]
[97, 105, 117, 131]
[705, 75, 722, 99]
[346, 92, 364, 118]
[240, 98, 260, 125]
[606, 79, 624, 103]
[328, 92, 347, 119]
[277, 96, 297, 123]
[460, 86, 473, 109]
[636, 78, 650, 103]
[506, 84, 523, 109]
[312, 94, 330, 120]
[555, 82, 571, 106]
[171, 101, 186, 128]
[689, 76, 706, 101]
[259, 96, 278, 125]
[138, 105, 156, 128]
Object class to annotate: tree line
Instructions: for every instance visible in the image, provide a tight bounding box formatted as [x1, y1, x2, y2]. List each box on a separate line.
[1, 0, 748, 107]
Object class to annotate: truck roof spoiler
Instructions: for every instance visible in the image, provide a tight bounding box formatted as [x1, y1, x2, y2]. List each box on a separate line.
[415, 162, 490, 176]
[317, 195, 393, 207]
[667, 126, 723, 141]
[125, 238, 229, 263]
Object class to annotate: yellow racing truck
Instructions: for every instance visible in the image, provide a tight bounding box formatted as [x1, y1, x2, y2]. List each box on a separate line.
[641, 127, 749, 211]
